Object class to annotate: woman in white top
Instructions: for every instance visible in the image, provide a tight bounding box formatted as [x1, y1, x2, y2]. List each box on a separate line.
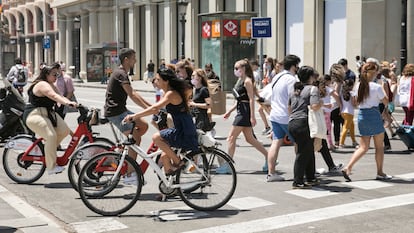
[342, 62, 392, 182]
[398, 63, 414, 125]
[339, 79, 358, 147]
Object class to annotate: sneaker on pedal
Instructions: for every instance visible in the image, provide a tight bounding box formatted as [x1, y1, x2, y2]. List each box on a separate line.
[123, 172, 138, 185]
[266, 173, 285, 182]
[48, 166, 65, 175]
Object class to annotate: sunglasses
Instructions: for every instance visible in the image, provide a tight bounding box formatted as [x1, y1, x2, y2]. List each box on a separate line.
[51, 72, 59, 77]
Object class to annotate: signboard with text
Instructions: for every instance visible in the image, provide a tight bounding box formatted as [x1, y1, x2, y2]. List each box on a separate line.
[251, 17, 272, 38]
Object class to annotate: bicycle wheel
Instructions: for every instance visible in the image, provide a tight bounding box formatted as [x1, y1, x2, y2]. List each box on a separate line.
[177, 148, 237, 211]
[78, 152, 143, 216]
[68, 143, 112, 191]
[2, 135, 46, 184]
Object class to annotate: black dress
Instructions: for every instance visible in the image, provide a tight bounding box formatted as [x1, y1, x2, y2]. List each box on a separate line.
[232, 83, 251, 127]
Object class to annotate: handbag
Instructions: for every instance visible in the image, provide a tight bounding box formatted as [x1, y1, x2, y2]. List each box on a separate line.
[259, 73, 287, 104]
[308, 105, 327, 139]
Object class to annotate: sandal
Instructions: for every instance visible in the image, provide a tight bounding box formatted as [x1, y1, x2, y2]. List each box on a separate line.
[342, 169, 352, 182]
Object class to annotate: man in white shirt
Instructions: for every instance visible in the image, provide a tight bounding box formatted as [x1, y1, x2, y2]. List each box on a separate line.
[266, 54, 300, 182]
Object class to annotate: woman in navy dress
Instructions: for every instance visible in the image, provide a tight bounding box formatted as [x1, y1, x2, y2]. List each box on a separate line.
[125, 67, 198, 175]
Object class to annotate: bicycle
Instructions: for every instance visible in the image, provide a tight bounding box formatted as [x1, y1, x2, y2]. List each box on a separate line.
[77, 123, 237, 216]
[2, 105, 115, 184]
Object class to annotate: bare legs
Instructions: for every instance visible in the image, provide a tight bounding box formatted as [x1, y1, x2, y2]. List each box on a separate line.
[227, 125, 267, 160]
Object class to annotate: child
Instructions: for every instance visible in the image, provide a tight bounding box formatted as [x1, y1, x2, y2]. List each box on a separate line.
[339, 79, 358, 147]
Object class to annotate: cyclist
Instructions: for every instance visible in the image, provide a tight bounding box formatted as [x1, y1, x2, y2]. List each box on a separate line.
[124, 67, 199, 175]
[23, 63, 78, 175]
[104, 48, 151, 182]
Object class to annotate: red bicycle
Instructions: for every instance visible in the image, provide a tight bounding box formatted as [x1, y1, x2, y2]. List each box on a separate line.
[2, 105, 115, 184]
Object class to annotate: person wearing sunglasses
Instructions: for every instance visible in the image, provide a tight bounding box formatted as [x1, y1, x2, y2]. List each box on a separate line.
[221, 59, 269, 173]
[23, 63, 78, 175]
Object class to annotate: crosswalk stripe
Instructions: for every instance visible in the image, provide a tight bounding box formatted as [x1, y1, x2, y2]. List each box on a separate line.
[183, 193, 414, 233]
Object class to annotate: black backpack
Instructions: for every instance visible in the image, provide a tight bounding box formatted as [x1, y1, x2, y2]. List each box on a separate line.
[16, 67, 26, 83]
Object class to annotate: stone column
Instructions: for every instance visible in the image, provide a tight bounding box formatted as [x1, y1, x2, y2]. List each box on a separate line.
[79, 14, 88, 80]
[65, 18, 73, 71]
[58, 16, 67, 65]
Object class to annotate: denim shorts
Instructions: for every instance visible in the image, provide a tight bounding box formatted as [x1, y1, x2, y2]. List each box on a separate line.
[271, 121, 295, 143]
[107, 110, 134, 132]
[358, 107, 385, 136]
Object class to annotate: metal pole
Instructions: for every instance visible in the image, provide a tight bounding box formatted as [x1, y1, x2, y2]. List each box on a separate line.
[259, 0, 263, 84]
[181, 14, 186, 59]
[0, 30, 3, 78]
[400, 0, 407, 73]
[116, 0, 120, 61]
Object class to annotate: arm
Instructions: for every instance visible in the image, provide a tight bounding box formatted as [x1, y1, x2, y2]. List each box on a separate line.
[330, 90, 342, 111]
[245, 78, 256, 125]
[122, 83, 151, 109]
[126, 91, 174, 122]
[36, 81, 77, 106]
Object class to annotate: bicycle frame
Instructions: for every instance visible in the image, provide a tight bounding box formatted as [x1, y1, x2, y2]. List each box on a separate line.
[17, 115, 100, 167]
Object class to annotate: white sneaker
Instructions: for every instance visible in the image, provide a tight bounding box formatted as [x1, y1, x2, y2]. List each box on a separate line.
[48, 166, 65, 175]
[266, 173, 285, 182]
[123, 172, 138, 185]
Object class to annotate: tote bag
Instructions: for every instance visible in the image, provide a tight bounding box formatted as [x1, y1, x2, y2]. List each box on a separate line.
[308, 105, 327, 139]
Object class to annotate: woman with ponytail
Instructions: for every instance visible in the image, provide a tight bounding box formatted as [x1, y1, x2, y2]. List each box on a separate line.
[341, 62, 392, 182]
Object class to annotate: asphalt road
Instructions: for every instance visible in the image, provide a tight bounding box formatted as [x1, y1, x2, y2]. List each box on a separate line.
[1, 85, 414, 233]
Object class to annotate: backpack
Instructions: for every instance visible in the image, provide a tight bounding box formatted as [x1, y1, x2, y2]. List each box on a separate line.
[16, 67, 26, 83]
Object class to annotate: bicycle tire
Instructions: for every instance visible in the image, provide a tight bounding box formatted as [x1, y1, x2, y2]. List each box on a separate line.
[68, 143, 112, 191]
[2, 135, 46, 184]
[78, 152, 143, 216]
[177, 147, 237, 211]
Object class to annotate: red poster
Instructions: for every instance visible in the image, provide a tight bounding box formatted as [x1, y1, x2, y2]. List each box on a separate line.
[223, 19, 238, 37]
[201, 21, 211, 38]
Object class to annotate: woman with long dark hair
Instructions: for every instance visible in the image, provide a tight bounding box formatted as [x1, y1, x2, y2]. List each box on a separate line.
[341, 62, 392, 182]
[125, 67, 198, 175]
[23, 63, 77, 175]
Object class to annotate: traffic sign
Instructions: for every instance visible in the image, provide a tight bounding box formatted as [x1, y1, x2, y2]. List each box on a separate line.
[43, 36, 50, 49]
[251, 17, 272, 38]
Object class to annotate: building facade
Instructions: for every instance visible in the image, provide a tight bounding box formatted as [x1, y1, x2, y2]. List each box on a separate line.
[1, 0, 413, 82]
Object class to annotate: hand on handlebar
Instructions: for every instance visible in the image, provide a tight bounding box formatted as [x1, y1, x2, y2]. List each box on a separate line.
[67, 101, 78, 108]
[122, 114, 135, 124]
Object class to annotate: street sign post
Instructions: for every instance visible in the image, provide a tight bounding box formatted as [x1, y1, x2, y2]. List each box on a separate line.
[43, 36, 50, 49]
[251, 17, 272, 38]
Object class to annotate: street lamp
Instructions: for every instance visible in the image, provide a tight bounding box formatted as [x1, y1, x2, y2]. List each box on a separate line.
[73, 16, 82, 83]
[400, 0, 407, 74]
[16, 26, 23, 59]
[0, 22, 8, 77]
[177, 0, 189, 59]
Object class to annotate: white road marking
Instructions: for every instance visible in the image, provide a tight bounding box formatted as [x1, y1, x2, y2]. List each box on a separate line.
[70, 218, 128, 233]
[342, 180, 393, 190]
[395, 172, 414, 181]
[183, 193, 414, 233]
[0, 185, 65, 232]
[286, 187, 339, 199]
[150, 209, 209, 221]
[227, 197, 274, 210]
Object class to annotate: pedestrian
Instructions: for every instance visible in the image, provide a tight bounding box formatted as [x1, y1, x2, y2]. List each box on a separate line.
[147, 59, 155, 83]
[288, 65, 322, 189]
[204, 63, 219, 80]
[341, 62, 392, 182]
[329, 63, 345, 150]
[6, 57, 29, 96]
[318, 74, 341, 150]
[266, 54, 300, 182]
[104, 48, 151, 184]
[54, 63, 75, 119]
[397, 63, 414, 125]
[339, 79, 358, 148]
[189, 68, 214, 132]
[338, 58, 356, 82]
[221, 59, 268, 173]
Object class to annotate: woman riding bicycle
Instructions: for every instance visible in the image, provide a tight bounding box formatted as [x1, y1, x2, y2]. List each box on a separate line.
[23, 63, 78, 175]
[124, 67, 199, 175]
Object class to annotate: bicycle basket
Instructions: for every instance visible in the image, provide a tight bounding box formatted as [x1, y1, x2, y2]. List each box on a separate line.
[197, 129, 216, 148]
[88, 108, 100, 126]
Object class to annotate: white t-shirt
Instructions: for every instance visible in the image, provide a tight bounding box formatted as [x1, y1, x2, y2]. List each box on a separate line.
[398, 76, 411, 107]
[341, 90, 355, 114]
[269, 70, 298, 124]
[322, 86, 334, 113]
[353, 82, 385, 108]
